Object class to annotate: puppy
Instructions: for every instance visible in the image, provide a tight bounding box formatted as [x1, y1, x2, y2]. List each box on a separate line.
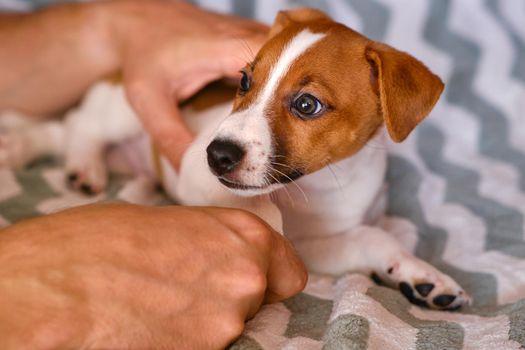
[0, 8, 470, 310]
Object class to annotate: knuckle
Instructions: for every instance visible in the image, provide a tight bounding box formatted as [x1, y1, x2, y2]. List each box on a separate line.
[238, 218, 273, 250]
[231, 260, 267, 296]
[221, 317, 245, 339]
[242, 268, 267, 295]
[250, 225, 273, 251]
[230, 209, 261, 227]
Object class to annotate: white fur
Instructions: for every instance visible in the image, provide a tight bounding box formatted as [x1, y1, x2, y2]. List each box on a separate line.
[212, 30, 326, 192]
[50, 83, 143, 192]
[0, 111, 64, 168]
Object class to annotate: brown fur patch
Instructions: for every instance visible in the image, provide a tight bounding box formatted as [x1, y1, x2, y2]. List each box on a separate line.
[228, 9, 443, 182]
[181, 80, 236, 112]
[104, 72, 123, 85]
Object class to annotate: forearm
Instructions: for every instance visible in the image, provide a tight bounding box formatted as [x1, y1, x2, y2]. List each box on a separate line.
[0, 3, 118, 116]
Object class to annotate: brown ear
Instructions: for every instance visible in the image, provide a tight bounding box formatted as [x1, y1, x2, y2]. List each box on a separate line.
[365, 42, 444, 142]
[269, 8, 331, 38]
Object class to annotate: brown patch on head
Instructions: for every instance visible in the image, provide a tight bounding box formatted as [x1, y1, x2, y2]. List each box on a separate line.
[267, 22, 384, 179]
[268, 8, 331, 38]
[225, 8, 443, 187]
[104, 72, 123, 85]
[181, 80, 237, 112]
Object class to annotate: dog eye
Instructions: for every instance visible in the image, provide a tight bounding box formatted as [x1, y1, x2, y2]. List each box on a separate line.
[293, 93, 323, 117]
[239, 71, 251, 93]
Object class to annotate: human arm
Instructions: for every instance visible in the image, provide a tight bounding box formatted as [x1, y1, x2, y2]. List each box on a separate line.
[0, 4, 116, 116]
[0, 204, 306, 349]
[0, 1, 268, 169]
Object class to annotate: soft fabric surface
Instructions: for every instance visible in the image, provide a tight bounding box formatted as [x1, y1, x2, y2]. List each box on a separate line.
[1, 0, 525, 349]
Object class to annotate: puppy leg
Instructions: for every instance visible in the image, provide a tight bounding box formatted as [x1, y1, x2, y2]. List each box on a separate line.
[0, 112, 65, 168]
[63, 124, 107, 195]
[63, 83, 142, 195]
[293, 225, 471, 310]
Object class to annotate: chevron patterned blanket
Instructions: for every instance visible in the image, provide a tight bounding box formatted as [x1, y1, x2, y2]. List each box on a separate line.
[1, 0, 525, 349]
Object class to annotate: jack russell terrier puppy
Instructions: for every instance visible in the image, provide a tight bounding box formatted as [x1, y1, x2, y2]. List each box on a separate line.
[0, 8, 471, 310]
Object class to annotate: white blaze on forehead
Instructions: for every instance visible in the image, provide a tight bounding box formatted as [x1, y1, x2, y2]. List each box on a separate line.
[257, 29, 327, 108]
[212, 29, 327, 188]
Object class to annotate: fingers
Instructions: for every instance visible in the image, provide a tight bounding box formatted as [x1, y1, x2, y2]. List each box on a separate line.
[125, 79, 193, 171]
[200, 207, 307, 303]
[221, 33, 268, 79]
[264, 234, 308, 303]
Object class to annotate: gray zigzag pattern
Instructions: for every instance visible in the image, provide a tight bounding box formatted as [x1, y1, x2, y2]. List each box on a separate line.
[344, 0, 390, 41]
[343, 0, 499, 308]
[485, 0, 525, 83]
[386, 154, 498, 306]
[11, 0, 78, 9]
[419, 122, 525, 256]
[338, 1, 489, 344]
[423, 0, 525, 257]
[291, 0, 330, 13]
[322, 314, 369, 350]
[367, 286, 464, 350]
[232, 0, 255, 18]
[424, 0, 525, 192]
[232, 0, 333, 20]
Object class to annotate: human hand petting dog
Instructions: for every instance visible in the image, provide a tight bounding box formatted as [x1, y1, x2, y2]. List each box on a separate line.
[0, 204, 306, 349]
[111, 1, 268, 169]
[0, 0, 268, 169]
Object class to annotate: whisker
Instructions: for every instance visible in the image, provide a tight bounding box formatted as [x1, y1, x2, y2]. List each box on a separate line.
[362, 129, 389, 151]
[240, 38, 256, 62]
[265, 165, 295, 206]
[270, 161, 297, 171]
[363, 141, 388, 151]
[230, 54, 252, 68]
[265, 179, 279, 203]
[269, 166, 309, 203]
[326, 161, 346, 198]
[327, 160, 343, 171]
[235, 38, 256, 64]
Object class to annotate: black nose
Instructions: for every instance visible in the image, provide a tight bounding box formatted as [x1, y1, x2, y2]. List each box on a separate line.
[206, 140, 245, 176]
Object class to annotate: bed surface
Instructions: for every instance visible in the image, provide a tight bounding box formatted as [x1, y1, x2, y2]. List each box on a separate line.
[1, 0, 524, 349]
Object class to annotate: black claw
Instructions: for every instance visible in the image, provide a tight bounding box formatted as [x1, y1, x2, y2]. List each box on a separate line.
[67, 173, 78, 184]
[433, 294, 457, 307]
[80, 183, 95, 196]
[415, 283, 435, 297]
[399, 282, 428, 307]
[371, 272, 385, 286]
[446, 304, 463, 311]
[399, 282, 414, 299]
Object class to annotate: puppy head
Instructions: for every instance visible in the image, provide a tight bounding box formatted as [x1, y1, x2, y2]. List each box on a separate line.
[206, 8, 444, 196]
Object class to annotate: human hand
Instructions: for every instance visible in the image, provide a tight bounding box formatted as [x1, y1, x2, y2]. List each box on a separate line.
[103, 1, 269, 170]
[0, 204, 306, 349]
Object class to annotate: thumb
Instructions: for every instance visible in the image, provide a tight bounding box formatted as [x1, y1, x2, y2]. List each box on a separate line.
[125, 80, 193, 171]
[199, 207, 308, 304]
[264, 232, 308, 304]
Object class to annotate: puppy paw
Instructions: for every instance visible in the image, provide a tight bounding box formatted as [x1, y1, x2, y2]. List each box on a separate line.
[0, 131, 31, 169]
[376, 255, 471, 310]
[65, 158, 107, 196]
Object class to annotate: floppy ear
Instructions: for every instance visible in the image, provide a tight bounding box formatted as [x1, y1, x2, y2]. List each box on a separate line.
[365, 42, 444, 142]
[269, 8, 331, 39]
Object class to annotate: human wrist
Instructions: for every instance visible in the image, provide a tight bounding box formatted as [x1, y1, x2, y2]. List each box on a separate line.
[96, 0, 185, 64]
[78, 2, 122, 78]
[0, 229, 85, 349]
